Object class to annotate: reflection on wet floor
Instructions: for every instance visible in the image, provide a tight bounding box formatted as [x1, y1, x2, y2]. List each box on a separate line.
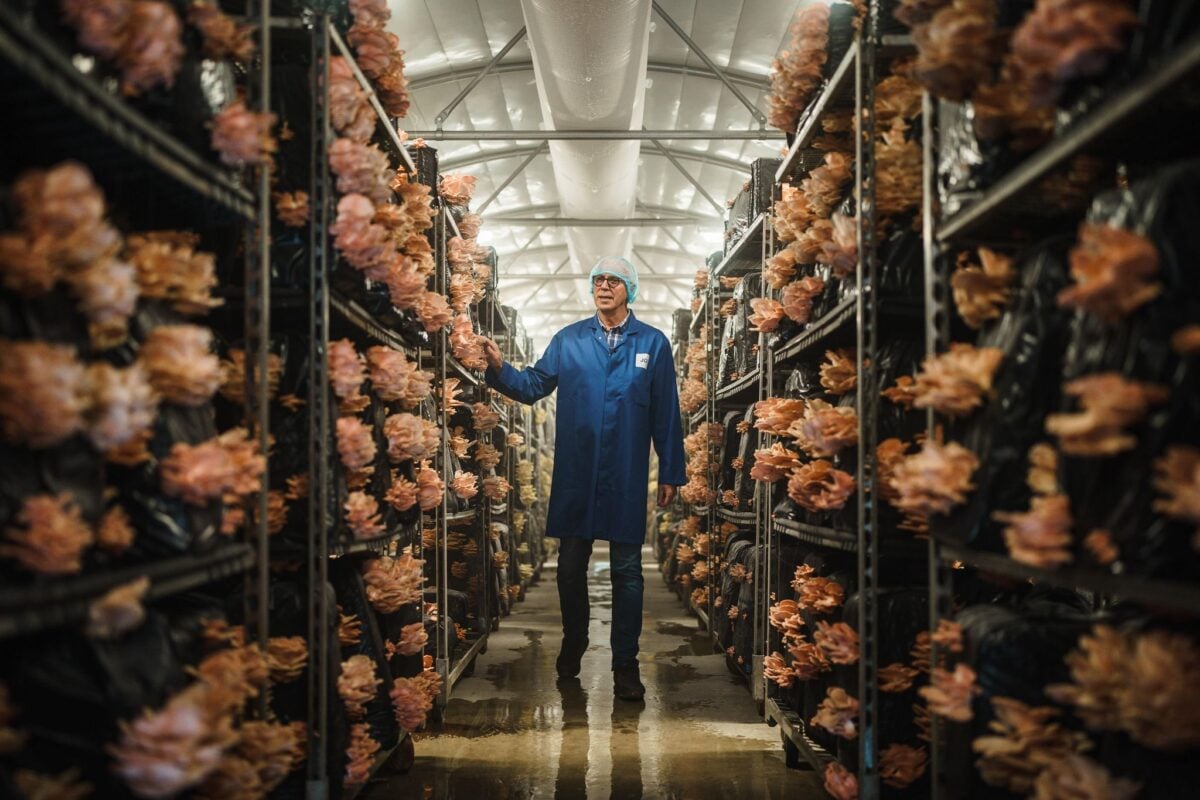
[362, 543, 824, 799]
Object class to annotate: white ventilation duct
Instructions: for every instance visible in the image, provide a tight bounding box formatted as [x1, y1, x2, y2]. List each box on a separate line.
[519, 0, 652, 306]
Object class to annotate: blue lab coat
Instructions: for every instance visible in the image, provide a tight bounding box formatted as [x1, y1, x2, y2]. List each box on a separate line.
[485, 313, 687, 544]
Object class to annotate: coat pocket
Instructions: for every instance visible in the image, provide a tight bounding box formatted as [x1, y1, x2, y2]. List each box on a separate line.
[627, 375, 651, 406]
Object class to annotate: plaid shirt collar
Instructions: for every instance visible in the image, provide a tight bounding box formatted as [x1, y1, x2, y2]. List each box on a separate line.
[598, 310, 632, 351]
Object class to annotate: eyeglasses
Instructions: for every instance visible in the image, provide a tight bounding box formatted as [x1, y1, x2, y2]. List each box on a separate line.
[592, 275, 624, 288]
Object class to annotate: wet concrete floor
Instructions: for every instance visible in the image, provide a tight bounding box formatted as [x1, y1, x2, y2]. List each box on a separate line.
[363, 543, 824, 799]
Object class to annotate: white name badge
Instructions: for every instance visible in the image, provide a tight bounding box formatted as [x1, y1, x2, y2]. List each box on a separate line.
[636, 353, 650, 369]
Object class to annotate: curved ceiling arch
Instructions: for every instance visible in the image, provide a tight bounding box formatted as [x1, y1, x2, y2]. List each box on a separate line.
[438, 144, 751, 176]
[495, 244, 708, 263]
[483, 202, 715, 223]
[408, 59, 769, 93]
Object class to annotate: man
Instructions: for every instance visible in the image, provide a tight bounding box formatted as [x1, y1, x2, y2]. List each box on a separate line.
[481, 256, 686, 701]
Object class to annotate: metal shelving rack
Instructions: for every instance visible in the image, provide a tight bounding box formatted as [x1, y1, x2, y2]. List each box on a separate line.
[493, 318, 545, 607]
[920, 30, 1200, 800]
[775, 41, 859, 185]
[936, 34, 1200, 243]
[852, 6, 884, 794]
[687, 199, 777, 699]
[0, 543, 258, 641]
[305, 18, 334, 795]
[431, 203, 491, 712]
[761, 27, 864, 776]
[484, 305, 515, 618]
[753, 6, 920, 797]
[747, 215, 775, 712]
[305, 15, 536, 786]
[0, 2, 553, 796]
[703, 271, 720, 637]
[428, 200, 547, 713]
[0, 3, 257, 221]
[528, 384, 553, 586]
[0, 0, 272, 785]
[688, 262, 717, 634]
[302, 15, 435, 795]
[0, 1, 270, 627]
[715, 213, 768, 279]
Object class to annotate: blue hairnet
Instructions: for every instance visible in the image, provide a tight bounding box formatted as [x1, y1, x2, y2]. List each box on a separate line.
[589, 256, 638, 304]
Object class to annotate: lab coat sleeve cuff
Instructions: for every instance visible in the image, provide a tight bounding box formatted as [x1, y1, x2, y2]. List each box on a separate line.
[485, 362, 515, 389]
[486, 362, 531, 401]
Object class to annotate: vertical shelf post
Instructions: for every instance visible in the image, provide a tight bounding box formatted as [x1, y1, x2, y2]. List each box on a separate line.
[921, 89, 955, 800]
[307, 16, 333, 799]
[243, 0, 273, 719]
[436, 207, 451, 708]
[855, 2, 882, 796]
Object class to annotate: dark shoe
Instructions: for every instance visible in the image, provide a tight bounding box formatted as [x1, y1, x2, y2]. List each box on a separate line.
[613, 667, 645, 701]
[556, 638, 588, 679]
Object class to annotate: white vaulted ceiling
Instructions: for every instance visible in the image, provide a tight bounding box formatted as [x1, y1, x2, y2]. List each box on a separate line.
[391, 0, 804, 348]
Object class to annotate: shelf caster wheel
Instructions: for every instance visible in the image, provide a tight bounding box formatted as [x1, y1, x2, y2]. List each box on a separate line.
[480, 640, 489, 656]
[783, 736, 804, 770]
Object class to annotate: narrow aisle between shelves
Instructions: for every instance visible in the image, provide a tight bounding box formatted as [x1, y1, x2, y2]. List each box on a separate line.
[362, 543, 824, 799]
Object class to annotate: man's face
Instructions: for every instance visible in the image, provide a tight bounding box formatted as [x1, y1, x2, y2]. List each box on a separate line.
[592, 274, 628, 313]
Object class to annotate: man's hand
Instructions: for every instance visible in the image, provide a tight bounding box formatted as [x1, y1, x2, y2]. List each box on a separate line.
[482, 338, 503, 372]
[656, 484, 677, 508]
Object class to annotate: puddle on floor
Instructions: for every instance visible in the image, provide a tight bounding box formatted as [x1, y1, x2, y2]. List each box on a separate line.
[361, 545, 824, 799]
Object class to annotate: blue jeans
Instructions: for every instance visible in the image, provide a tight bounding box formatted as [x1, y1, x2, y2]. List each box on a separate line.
[557, 538, 644, 671]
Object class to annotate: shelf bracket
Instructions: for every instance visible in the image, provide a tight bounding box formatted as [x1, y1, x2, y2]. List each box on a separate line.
[658, 225, 707, 263]
[475, 142, 548, 215]
[503, 225, 549, 271]
[523, 256, 572, 305]
[434, 26, 528, 131]
[645, 134, 726, 214]
[650, 1, 768, 128]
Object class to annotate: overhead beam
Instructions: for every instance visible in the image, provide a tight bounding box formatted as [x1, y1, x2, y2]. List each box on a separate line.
[486, 217, 703, 228]
[497, 274, 694, 282]
[501, 225, 548, 271]
[483, 203, 720, 228]
[646, 133, 723, 214]
[634, 251, 693, 306]
[520, 312, 678, 326]
[657, 225, 695, 254]
[520, 313, 679, 324]
[518, 301, 681, 310]
[434, 26, 528, 129]
[485, 202, 712, 221]
[521, 307, 679, 315]
[474, 142, 547, 214]
[409, 59, 770, 92]
[524, 256, 572, 305]
[404, 129, 783, 141]
[521, 308, 678, 315]
[439, 144, 751, 174]
[495, 244, 709, 262]
[650, 1, 768, 128]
